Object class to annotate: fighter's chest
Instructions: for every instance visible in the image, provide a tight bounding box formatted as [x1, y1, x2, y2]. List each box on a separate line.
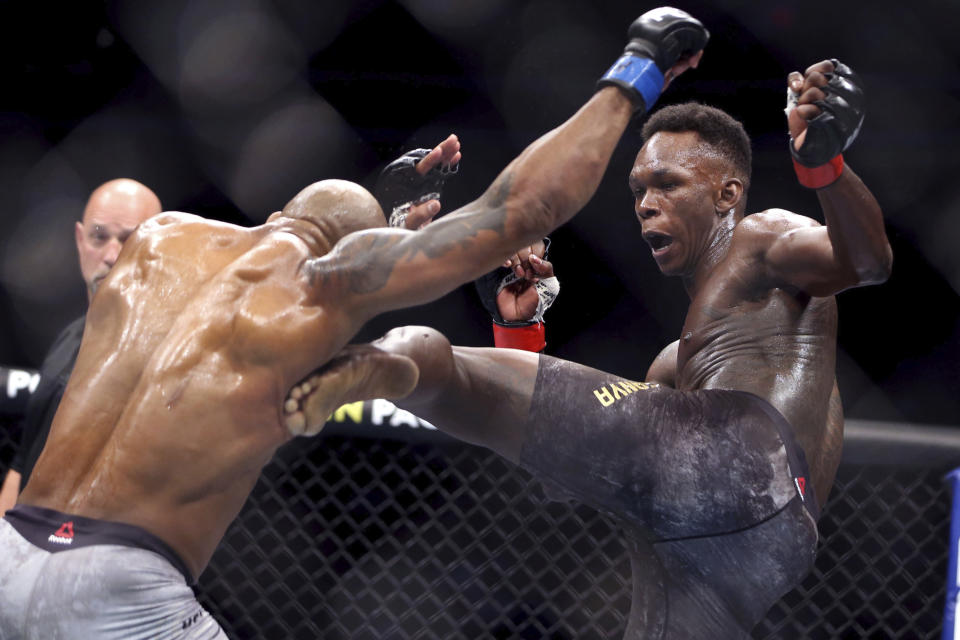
[675, 272, 794, 375]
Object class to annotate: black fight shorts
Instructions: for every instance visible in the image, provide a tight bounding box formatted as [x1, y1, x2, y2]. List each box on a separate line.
[519, 356, 819, 639]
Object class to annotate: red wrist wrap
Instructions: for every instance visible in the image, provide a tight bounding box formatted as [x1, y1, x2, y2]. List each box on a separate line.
[793, 154, 844, 189]
[492, 322, 545, 352]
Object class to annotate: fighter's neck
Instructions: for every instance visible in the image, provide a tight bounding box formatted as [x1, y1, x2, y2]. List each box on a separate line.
[266, 218, 333, 257]
[682, 219, 736, 298]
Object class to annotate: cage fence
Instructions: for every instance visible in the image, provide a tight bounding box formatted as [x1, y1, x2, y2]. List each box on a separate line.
[1, 404, 955, 639]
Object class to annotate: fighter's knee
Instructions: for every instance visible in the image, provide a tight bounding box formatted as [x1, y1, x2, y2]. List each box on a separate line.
[377, 326, 451, 358]
[375, 326, 454, 402]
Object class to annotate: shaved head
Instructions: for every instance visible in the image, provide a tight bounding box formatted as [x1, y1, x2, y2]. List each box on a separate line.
[279, 179, 386, 250]
[82, 179, 162, 226]
[76, 179, 162, 300]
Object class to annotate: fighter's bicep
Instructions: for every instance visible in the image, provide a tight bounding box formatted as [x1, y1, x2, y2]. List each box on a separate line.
[764, 225, 858, 296]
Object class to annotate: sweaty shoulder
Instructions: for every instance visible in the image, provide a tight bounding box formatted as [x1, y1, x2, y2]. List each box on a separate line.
[732, 209, 821, 250]
[133, 212, 252, 248]
[736, 208, 821, 235]
[137, 211, 207, 232]
[128, 211, 203, 243]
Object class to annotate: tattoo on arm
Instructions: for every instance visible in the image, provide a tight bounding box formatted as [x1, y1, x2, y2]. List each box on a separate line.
[307, 172, 516, 297]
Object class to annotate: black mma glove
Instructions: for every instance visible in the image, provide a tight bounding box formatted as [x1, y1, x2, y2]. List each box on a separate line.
[598, 7, 709, 113]
[373, 148, 459, 228]
[788, 59, 865, 188]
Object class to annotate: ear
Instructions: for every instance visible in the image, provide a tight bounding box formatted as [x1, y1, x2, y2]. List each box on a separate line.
[75, 221, 85, 253]
[715, 178, 744, 216]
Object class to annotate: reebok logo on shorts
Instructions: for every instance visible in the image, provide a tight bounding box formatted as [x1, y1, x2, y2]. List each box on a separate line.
[794, 477, 807, 502]
[48, 521, 75, 545]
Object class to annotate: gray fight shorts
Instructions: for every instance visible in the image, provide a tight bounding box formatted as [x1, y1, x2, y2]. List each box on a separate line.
[0, 506, 227, 639]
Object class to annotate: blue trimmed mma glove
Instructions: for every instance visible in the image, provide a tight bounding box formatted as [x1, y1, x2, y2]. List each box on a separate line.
[598, 7, 709, 113]
[787, 59, 866, 189]
[373, 148, 459, 228]
[474, 238, 558, 353]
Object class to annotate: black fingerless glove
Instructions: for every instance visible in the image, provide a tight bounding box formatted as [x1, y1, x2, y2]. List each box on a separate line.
[373, 148, 459, 227]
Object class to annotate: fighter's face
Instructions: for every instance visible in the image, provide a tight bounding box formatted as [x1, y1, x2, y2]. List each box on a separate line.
[629, 131, 723, 277]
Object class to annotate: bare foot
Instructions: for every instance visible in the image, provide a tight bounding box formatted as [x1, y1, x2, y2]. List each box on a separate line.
[282, 345, 418, 436]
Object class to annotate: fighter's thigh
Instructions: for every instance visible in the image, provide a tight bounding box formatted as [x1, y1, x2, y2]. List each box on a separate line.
[519, 363, 797, 537]
[653, 497, 818, 636]
[438, 346, 540, 463]
[518, 356, 676, 518]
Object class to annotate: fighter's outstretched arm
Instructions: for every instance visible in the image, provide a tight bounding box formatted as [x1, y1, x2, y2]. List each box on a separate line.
[765, 59, 892, 296]
[320, 87, 634, 322]
[315, 9, 708, 324]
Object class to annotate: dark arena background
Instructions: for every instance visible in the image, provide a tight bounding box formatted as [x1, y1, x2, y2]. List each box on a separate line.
[1, 1, 959, 638]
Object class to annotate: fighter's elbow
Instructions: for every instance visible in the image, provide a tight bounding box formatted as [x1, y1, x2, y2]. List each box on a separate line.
[503, 188, 558, 242]
[855, 245, 893, 286]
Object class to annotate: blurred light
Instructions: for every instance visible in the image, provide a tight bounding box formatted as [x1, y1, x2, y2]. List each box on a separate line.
[2, 193, 82, 304]
[18, 151, 86, 223]
[229, 97, 359, 219]
[116, 0, 306, 114]
[399, 0, 510, 36]
[921, 200, 960, 296]
[58, 110, 163, 184]
[176, 9, 305, 114]
[112, 0, 184, 89]
[495, 26, 608, 137]
[96, 27, 115, 49]
[0, 124, 49, 220]
[270, 0, 353, 54]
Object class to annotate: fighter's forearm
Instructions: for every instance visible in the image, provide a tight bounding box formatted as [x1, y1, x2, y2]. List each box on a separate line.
[488, 87, 634, 247]
[817, 166, 892, 285]
[483, 7, 708, 248]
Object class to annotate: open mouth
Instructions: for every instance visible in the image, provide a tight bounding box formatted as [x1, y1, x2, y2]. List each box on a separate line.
[643, 231, 673, 253]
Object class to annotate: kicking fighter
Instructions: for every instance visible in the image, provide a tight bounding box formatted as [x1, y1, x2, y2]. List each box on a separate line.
[0, 8, 707, 638]
[348, 58, 890, 638]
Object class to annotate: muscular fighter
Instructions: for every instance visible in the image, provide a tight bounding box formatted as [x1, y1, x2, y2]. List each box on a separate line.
[0, 8, 707, 638]
[345, 59, 890, 638]
[0, 179, 161, 516]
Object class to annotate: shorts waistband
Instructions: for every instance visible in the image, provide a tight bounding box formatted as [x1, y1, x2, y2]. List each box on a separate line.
[3, 504, 195, 584]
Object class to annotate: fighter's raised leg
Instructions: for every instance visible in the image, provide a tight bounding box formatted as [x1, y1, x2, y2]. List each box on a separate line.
[301, 324, 811, 538]
[290, 325, 539, 461]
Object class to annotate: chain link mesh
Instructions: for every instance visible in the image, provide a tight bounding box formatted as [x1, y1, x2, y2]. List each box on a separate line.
[192, 434, 948, 639]
[0, 422, 949, 638]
